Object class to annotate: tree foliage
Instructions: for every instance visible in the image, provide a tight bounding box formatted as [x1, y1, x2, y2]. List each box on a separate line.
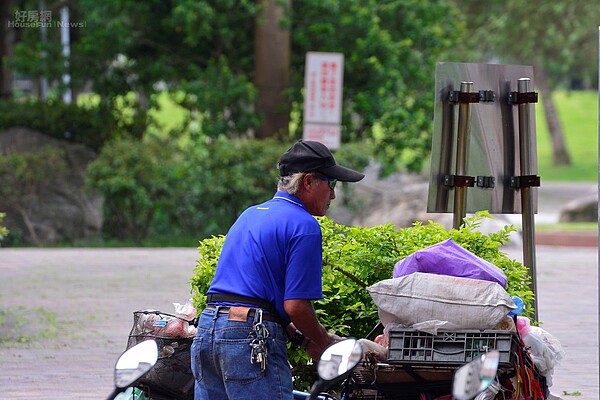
[450, 1, 599, 89]
[10, 0, 464, 174]
[0, 98, 141, 152]
[9, 1, 598, 172]
[168, 137, 287, 235]
[448, 0, 600, 165]
[191, 212, 534, 390]
[289, 0, 463, 173]
[75, 0, 261, 139]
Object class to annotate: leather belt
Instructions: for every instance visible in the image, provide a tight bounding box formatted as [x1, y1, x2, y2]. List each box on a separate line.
[205, 304, 281, 324]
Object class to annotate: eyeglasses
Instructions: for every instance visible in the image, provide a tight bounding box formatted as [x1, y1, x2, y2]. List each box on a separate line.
[320, 176, 337, 190]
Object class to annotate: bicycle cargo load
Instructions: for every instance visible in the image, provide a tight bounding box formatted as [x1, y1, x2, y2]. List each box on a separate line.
[126, 309, 197, 400]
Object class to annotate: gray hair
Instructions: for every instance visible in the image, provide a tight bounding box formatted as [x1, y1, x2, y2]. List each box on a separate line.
[277, 172, 309, 195]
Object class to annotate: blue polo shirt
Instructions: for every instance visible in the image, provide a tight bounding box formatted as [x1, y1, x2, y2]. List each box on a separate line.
[207, 191, 324, 322]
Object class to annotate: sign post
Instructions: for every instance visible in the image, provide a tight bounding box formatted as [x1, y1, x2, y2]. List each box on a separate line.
[303, 52, 344, 149]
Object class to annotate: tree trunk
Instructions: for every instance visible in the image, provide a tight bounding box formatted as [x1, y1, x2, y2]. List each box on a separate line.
[0, 0, 14, 98]
[254, 0, 291, 139]
[534, 64, 571, 165]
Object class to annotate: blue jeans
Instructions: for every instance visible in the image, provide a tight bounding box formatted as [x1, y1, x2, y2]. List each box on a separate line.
[191, 308, 292, 400]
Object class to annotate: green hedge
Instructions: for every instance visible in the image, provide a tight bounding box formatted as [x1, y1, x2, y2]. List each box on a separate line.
[85, 135, 176, 241]
[190, 212, 534, 390]
[86, 136, 372, 242]
[0, 98, 146, 152]
[190, 212, 534, 389]
[0, 213, 8, 243]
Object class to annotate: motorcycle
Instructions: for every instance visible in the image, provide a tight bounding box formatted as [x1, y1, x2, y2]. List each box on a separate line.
[119, 304, 537, 400]
[111, 337, 500, 400]
[305, 338, 500, 400]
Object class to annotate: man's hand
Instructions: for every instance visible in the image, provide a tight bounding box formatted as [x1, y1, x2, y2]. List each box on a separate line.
[305, 332, 346, 360]
[327, 332, 344, 343]
[284, 299, 331, 349]
[305, 338, 322, 360]
[284, 299, 347, 359]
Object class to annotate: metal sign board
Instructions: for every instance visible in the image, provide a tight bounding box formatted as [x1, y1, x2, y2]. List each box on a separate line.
[427, 62, 538, 214]
[303, 52, 344, 149]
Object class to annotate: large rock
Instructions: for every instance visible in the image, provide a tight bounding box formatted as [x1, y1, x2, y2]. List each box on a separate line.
[0, 128, 102, 245]
[559, 193, 598, 223]
[328, 164, 522, 247]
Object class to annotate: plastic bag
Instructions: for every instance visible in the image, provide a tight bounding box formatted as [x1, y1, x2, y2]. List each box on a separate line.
[357, 338, 388, 362]
[392, 239, 508, 287]
[130, 300, 197, 339]
[522, 325, 565, 382]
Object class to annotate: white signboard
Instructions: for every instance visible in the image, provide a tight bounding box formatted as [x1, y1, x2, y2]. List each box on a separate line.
[303, 52, 344, 149]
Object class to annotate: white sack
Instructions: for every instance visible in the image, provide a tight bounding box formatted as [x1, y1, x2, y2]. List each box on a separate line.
[367, 272, 516, 330]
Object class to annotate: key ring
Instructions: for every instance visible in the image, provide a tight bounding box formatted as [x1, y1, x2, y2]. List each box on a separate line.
[252, 309, 269, 339]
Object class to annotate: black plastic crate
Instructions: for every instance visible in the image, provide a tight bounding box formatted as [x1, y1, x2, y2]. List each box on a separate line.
[387, 329, 518, 367]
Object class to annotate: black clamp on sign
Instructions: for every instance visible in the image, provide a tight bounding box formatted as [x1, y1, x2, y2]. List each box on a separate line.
[449, 90, 495, 104]
[510, 175, 541, 188]
[476, 176, 495, 189]
[444, 175, 475, 188]
[479, 90, 496, 102]
[448, 91, 480, 104]
[508, 91, 538, 105]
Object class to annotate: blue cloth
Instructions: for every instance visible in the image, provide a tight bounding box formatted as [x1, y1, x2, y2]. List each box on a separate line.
[207, 191, 324, 323]
[192, 308, 292, 400]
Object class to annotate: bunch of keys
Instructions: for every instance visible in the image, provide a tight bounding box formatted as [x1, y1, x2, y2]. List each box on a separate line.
[249, 309, 269, 373]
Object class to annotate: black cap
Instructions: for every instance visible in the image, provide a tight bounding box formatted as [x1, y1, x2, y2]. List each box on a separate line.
[278, 140, 365, 182]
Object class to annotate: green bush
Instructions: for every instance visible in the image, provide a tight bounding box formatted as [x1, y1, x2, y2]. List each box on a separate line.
[85, 136, 372, 242]
[190, 211, 533, 390]
[85, 135, 177, 242]
[0, 98, 147, 152]
[0, 213, 9, 243]
[86, 137, 291, 241]
[167, 138, 371, 239]
[168, 138, 287, 238]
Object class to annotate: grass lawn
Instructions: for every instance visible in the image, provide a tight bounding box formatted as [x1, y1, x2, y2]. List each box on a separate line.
[535, 90, 598, 182]
[536, 222, 597, 232]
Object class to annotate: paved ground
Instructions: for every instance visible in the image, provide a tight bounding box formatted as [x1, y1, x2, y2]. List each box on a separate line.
[0, 248, 198, 400]
[0, 183, 597, 399]
[502, 246, 598, 399]
[0, 245, 597, 399]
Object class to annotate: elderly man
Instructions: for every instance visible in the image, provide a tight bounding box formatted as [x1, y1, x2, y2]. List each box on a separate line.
[191, 140, 365, 399]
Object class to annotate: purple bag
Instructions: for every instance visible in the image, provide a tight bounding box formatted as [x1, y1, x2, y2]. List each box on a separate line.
[392, 239, 508, 287]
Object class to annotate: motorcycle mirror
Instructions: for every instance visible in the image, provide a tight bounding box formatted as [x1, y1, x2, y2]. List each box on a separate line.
[317, 338, 363, 382]
[452, 350, 500, 400]
[114, 340, 158, 389]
